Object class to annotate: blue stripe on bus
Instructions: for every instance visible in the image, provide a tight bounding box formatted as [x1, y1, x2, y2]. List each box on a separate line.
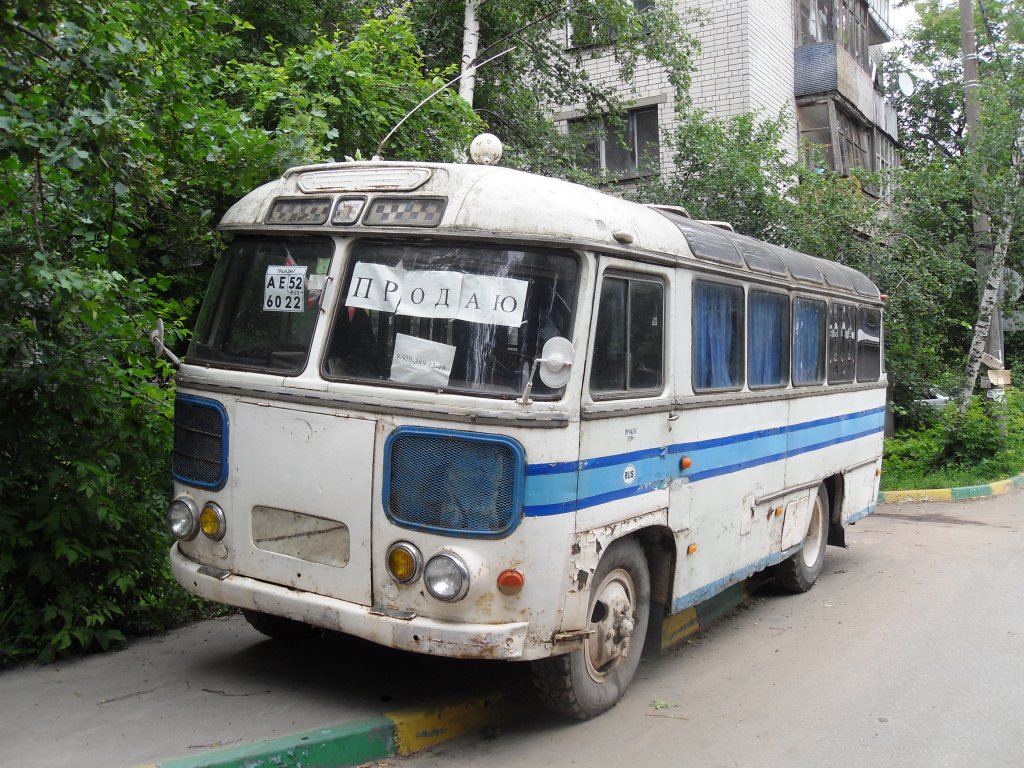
[522, 407, 884, 517]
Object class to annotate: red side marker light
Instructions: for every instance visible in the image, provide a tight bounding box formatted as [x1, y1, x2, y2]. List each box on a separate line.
[497, 569, 525, 596]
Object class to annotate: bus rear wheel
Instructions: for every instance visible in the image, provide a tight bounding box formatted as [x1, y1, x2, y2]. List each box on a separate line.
[532, 538, 650, 720]
[773, 483, 829, 593]
[242, 609, 315, 640]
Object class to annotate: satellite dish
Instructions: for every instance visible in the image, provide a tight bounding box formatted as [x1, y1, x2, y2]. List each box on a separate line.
[538, 337, 574, 389]
[897, 72, 915, 97]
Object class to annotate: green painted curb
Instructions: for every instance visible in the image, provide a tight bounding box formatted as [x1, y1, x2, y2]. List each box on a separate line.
[878, 471, 1024, 504]
[151, 717, 395, 768]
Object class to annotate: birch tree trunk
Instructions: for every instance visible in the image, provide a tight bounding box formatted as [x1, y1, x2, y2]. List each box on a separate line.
[459, 0, 482, 106]
[959, 108, 1024, 412]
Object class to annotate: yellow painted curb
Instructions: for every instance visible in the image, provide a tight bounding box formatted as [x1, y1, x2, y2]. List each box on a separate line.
[661, 606, 699, 651]
[881, 488, 953, 504]
[989, 478, 1015, 495]
[386, 690, 526, 755]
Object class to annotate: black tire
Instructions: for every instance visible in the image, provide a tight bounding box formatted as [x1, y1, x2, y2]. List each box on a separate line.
[532, 538, 650, 720]
[241, 609, 315, 640]
[773, 483, 829, 593]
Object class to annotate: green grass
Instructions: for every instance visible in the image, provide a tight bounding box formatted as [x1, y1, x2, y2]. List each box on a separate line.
[881, 388, 1024, 491]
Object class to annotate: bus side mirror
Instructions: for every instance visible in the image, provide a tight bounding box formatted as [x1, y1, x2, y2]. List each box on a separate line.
[148, 318, 181, 368]
[518, 337, 574, 405]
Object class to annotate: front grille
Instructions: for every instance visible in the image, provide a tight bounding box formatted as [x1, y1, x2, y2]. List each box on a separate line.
[385, 428, 524, 538]
[173, 396, 228, 490]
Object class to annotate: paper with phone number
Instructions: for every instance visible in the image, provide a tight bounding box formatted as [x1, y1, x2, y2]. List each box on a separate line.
[390, 333, 457, 388]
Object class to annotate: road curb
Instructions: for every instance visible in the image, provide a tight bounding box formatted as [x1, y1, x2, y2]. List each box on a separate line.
[877, 471, 1024, 504]
[139, 689, 530, 768]
[140, 585, 752, 768]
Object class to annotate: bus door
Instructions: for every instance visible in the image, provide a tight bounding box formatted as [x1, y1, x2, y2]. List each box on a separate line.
[577, 264, 673, 534]
[229, 400, 376, 606]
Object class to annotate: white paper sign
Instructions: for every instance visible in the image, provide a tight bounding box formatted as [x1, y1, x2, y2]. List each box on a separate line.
[390, 333, 457, 388]
[264, 265, 307, 313]
[346, 263, 403, 314]
[344, 263, 527, 327]
[398, 270, 464, 319]
[456, 274, 529, 328]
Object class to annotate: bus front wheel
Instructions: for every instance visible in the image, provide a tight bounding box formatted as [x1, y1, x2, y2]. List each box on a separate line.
[532, 538, 650, 720]
[773, 483, 829, 593]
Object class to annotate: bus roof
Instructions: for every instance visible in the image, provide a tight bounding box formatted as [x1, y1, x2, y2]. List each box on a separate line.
[220, 161, 880, 301]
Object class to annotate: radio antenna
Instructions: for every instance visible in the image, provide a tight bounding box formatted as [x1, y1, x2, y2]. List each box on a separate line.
[375, 46, 516, 159]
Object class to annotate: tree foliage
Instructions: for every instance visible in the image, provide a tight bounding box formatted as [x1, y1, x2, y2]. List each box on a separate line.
[401, 0, 701, 175]
[0, 0, 479, 665]
[889, 0, 1024, 391]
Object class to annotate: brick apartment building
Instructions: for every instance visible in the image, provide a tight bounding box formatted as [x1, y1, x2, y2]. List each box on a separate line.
[552, 0, 900, 189]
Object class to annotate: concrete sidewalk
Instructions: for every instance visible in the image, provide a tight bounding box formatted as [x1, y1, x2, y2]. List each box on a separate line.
[1, 583, 751, 768]
[0, 614, 527, 768]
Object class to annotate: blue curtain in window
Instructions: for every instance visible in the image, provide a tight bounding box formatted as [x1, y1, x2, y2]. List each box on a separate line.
[793, 300, 824, 384]
[749, 292, 787, 386]
[694, 283, 737, 389]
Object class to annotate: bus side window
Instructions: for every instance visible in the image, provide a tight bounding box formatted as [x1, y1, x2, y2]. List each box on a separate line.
[792, 298, 826, 385]
[748, 289, 790, 388]
[693, 280, 744, 391]
[827, 302, 857, 383]
[856, 307, 881, 381]
[591, 275, 664, 395]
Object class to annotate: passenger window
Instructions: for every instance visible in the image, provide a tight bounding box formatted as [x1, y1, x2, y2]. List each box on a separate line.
[792, 298, 826, 385]
[827, 302, 857, 383]
[748, 290, 790, 388]
[693, 280, 744, 391]
[591, 276, 664, 395]
[856, 307, 881, 382]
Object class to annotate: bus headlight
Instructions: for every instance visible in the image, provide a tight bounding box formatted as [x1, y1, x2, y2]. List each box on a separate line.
[167, 496, 199, 541]
[200, 502, 226, 541]
[424, 553, 470, 602]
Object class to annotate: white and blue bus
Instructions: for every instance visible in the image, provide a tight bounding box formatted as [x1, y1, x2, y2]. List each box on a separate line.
[164, 140, 885, 719]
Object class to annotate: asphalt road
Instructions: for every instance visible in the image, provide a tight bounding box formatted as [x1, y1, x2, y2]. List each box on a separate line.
[2, 492, 1020, 768]
[392, 491, 1024, 768]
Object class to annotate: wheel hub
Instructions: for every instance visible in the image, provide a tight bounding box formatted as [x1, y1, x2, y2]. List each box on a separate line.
[586, 568, 637, 679]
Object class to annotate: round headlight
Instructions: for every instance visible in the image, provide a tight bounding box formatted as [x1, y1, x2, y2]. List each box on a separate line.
[167, 497, 199, 541]
[200, 502, 226, 541]
[386, 542, 422, 584]
[423, 553, 470, 602]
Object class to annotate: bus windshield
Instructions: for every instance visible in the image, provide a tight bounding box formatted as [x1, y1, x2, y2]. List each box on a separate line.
[187, 236, 334, 375]
[324, 240, 580, 398]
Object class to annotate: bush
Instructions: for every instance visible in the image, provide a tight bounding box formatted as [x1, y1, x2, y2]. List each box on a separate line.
[881, 388, 1024, 491]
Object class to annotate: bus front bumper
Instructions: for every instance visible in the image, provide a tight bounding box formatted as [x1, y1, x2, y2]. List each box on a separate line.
[170, 544, 529, 660]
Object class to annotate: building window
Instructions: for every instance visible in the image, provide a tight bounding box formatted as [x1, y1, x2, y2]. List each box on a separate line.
[797, 0, 836, 45]
[792, 298, 826, 385]
[748, 290, 791, 388]
[840, 0, 870, 69]
[693, 281, 744, 391]
[827, 302, 857, 383]
[572, 107, 660, 177]
[856, 307, 881, 382]
[836, 109, 871, 174]
[798, 102, 836, 171]
[591, 275, 664, 395]
[799, 101, 884, 178]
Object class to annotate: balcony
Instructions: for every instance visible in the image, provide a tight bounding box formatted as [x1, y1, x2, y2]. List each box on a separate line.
[794, 42, 896, 139]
